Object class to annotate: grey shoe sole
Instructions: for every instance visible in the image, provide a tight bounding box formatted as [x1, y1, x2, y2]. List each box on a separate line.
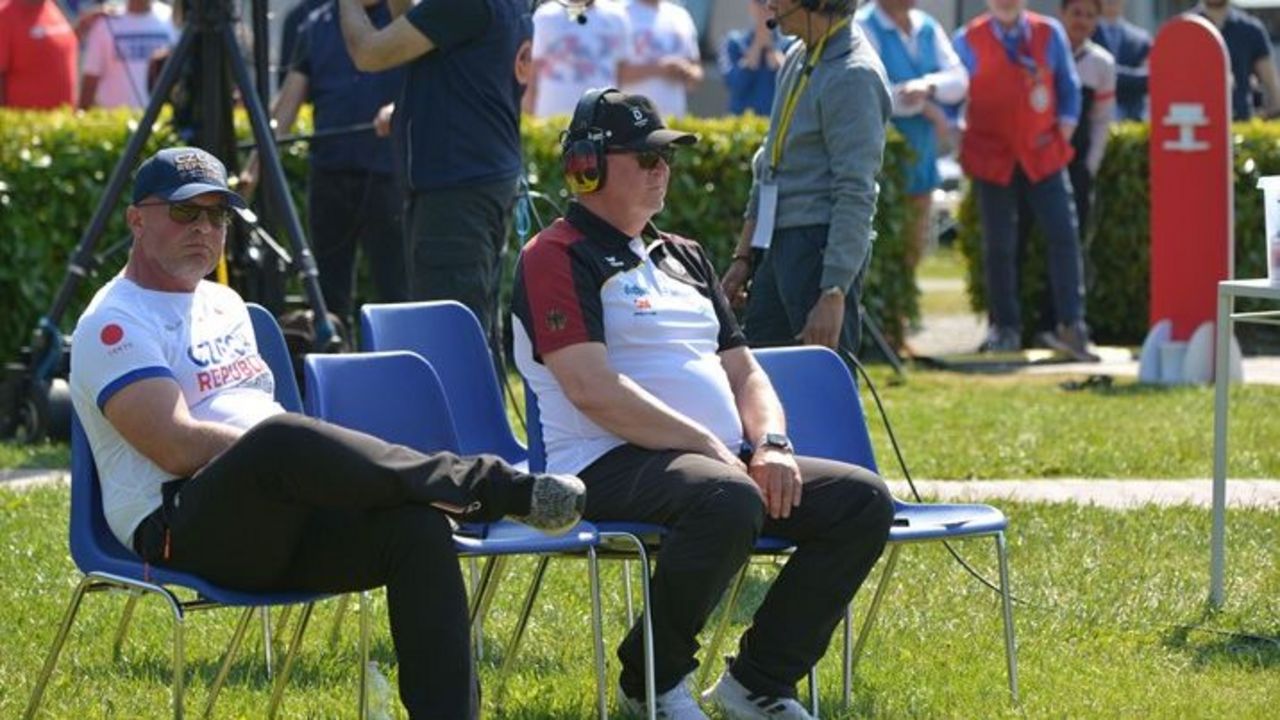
[512, 473, 586, 535]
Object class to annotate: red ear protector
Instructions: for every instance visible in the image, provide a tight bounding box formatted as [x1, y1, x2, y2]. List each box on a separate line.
[561, 87, 615, 194]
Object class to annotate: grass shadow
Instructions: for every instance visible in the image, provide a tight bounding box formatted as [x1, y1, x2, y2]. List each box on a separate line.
[1161, 609, 1280, 670]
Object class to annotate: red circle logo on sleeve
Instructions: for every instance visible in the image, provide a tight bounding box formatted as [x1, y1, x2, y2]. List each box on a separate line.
[100, 324, 124, 345]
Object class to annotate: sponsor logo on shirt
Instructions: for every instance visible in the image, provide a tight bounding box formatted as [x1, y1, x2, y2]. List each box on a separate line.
[195, 354, 270, 393]
[633, 297, 656, 315]
[100, 324, 125, 345]
[622, 282, 648, 297]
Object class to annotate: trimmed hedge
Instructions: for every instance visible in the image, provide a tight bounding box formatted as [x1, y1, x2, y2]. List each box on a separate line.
[957, 121, 1275, 346]
[0, 108, 916, 365]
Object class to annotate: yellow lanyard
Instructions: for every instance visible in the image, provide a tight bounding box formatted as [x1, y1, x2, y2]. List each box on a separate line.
[769, 16, 852, 173]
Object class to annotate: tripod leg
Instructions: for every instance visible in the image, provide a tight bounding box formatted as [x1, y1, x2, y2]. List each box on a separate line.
[220, 24, 338, 350]
[858, 305, 906, 376]
[37, 26, 197, 337]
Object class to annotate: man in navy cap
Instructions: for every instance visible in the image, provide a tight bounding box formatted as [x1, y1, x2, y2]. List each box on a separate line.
[69, 147, 586, 718]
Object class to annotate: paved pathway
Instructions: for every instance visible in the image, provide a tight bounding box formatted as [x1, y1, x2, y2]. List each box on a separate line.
[4, 468, 1277, 509]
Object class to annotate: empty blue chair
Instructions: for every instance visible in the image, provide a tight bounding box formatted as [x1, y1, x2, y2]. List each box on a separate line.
[753, 346, 1018, 705]
[360, 301, 525, 464]
[25, 304, 365, 720]
[303, 351, 611, 716]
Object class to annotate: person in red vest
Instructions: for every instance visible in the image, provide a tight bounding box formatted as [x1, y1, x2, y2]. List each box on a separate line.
[0, 0, 78, 109]
[953, 0, 1098, 361]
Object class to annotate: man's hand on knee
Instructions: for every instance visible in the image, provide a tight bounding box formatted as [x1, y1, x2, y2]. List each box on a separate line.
[748, 448, 802, 519]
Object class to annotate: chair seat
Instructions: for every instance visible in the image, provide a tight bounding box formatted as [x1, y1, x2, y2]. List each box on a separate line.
[453, 520, 600, 556]
[889, 501, 1008, 543]
[81, 548, 330, 607]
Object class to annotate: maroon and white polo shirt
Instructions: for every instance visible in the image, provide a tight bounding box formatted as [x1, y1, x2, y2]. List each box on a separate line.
[512, 202, 747, 474]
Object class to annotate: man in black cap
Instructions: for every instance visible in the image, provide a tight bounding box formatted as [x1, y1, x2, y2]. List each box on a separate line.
[69, 147, 585, 719]
[511, 92, 893, 720]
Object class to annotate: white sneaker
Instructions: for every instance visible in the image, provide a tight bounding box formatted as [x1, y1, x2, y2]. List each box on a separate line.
[702, 670, 814, 719]
[618, 676, 709, 719]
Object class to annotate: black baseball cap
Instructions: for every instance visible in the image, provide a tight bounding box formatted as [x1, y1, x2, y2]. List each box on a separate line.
[588, 90, 697, 152]
[132, 147, 246, 207]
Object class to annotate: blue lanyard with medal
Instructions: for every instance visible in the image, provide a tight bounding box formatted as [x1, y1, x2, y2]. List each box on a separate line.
[1003, 20, 1052, 115]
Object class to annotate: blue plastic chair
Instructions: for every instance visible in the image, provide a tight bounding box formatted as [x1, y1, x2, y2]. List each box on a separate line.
[752, 346, 1019, 705]
[25, 303, 367, 720]
[302, 351, 611, 716]
[360, 301, 526, 465]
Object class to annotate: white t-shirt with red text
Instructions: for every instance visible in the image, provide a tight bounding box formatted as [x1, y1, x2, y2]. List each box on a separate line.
[70, 277, 284, 547]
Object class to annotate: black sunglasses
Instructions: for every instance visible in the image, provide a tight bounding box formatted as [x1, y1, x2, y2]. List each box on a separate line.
[608, 147, 677, 170]
[136, 201, 234, 226]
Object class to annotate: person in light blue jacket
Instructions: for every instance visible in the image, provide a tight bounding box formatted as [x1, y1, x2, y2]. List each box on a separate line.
[857, 0, 967, 270]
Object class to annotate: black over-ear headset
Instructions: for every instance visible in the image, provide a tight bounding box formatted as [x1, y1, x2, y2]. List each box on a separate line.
[561, 87, 615, 194]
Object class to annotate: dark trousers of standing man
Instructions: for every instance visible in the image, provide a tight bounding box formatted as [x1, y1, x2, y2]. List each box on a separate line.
[975, 168, 1084, 334]
[744, 224, 869, 355]
[131, 413, 542, 718]
[405, 176, 519, 340]
[579, 444, 894, 700]
[309, 169, 409, 323]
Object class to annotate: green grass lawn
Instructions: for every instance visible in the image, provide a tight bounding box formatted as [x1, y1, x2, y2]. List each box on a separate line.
[2, 485, 1277, 718]
[917, 246, 966, 282]
[0, 440, 69, 471]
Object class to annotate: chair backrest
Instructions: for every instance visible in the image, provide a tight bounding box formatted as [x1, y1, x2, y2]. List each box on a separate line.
[247, 303, 304, 413]
[360, 301, 525, 463]
[526, 347, 876, 474]
[69, 303, 313, 575]
[524, 382, 547, 472]
[304, 351, 460, 455]
[752, 347, 878, 473]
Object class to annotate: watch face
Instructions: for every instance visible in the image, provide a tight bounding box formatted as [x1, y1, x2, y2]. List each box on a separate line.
[763, 433, 792, 451]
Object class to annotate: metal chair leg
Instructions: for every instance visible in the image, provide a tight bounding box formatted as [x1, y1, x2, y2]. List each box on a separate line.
[172, 611, 186, 719]
[266, 602, 315, 719]
[327, 594, 351, 651]
[588, 548, 609, 720]
[202, 607, 256, 719]
[495, 556, 551, 707]
[260, 606, 274, 679]
[846, 544, 901, 693]
[807, 667, 819, 718]
[24, 577, 95, 719]
[470, 556, 508, 662]
[468, 558, 483, 660]
[996, 533, 1019, 704]
[111, 590, 142, 661]
[603, 534, 656, 720]
[359, 591, 372, 720]
[841, 603, 852, 708]
[622, 559, 635, 627]
[696, 565, 749, 691]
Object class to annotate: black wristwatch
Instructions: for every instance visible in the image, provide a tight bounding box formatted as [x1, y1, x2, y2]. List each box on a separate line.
[759, 432, 794, 453]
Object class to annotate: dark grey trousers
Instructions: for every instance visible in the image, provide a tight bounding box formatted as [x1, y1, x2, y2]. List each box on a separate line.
[404, 177, 519, 339]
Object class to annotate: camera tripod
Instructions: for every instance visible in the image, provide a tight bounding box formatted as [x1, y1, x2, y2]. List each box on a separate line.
[0, 0, 339, 442]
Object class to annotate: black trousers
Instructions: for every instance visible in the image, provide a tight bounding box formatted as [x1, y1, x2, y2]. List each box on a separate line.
[404, 177, 519, 340]
[579, 444, 894, 699]
[132, 413, 539, 719]
[309, 169, 408, 323]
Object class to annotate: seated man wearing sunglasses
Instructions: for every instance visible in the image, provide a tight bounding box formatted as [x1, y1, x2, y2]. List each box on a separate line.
[69, 147, 586, 719]
[511, 91, 894, 720]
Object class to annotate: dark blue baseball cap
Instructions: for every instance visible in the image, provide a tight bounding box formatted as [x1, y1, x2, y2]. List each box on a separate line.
[131, 147, 246, 207]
